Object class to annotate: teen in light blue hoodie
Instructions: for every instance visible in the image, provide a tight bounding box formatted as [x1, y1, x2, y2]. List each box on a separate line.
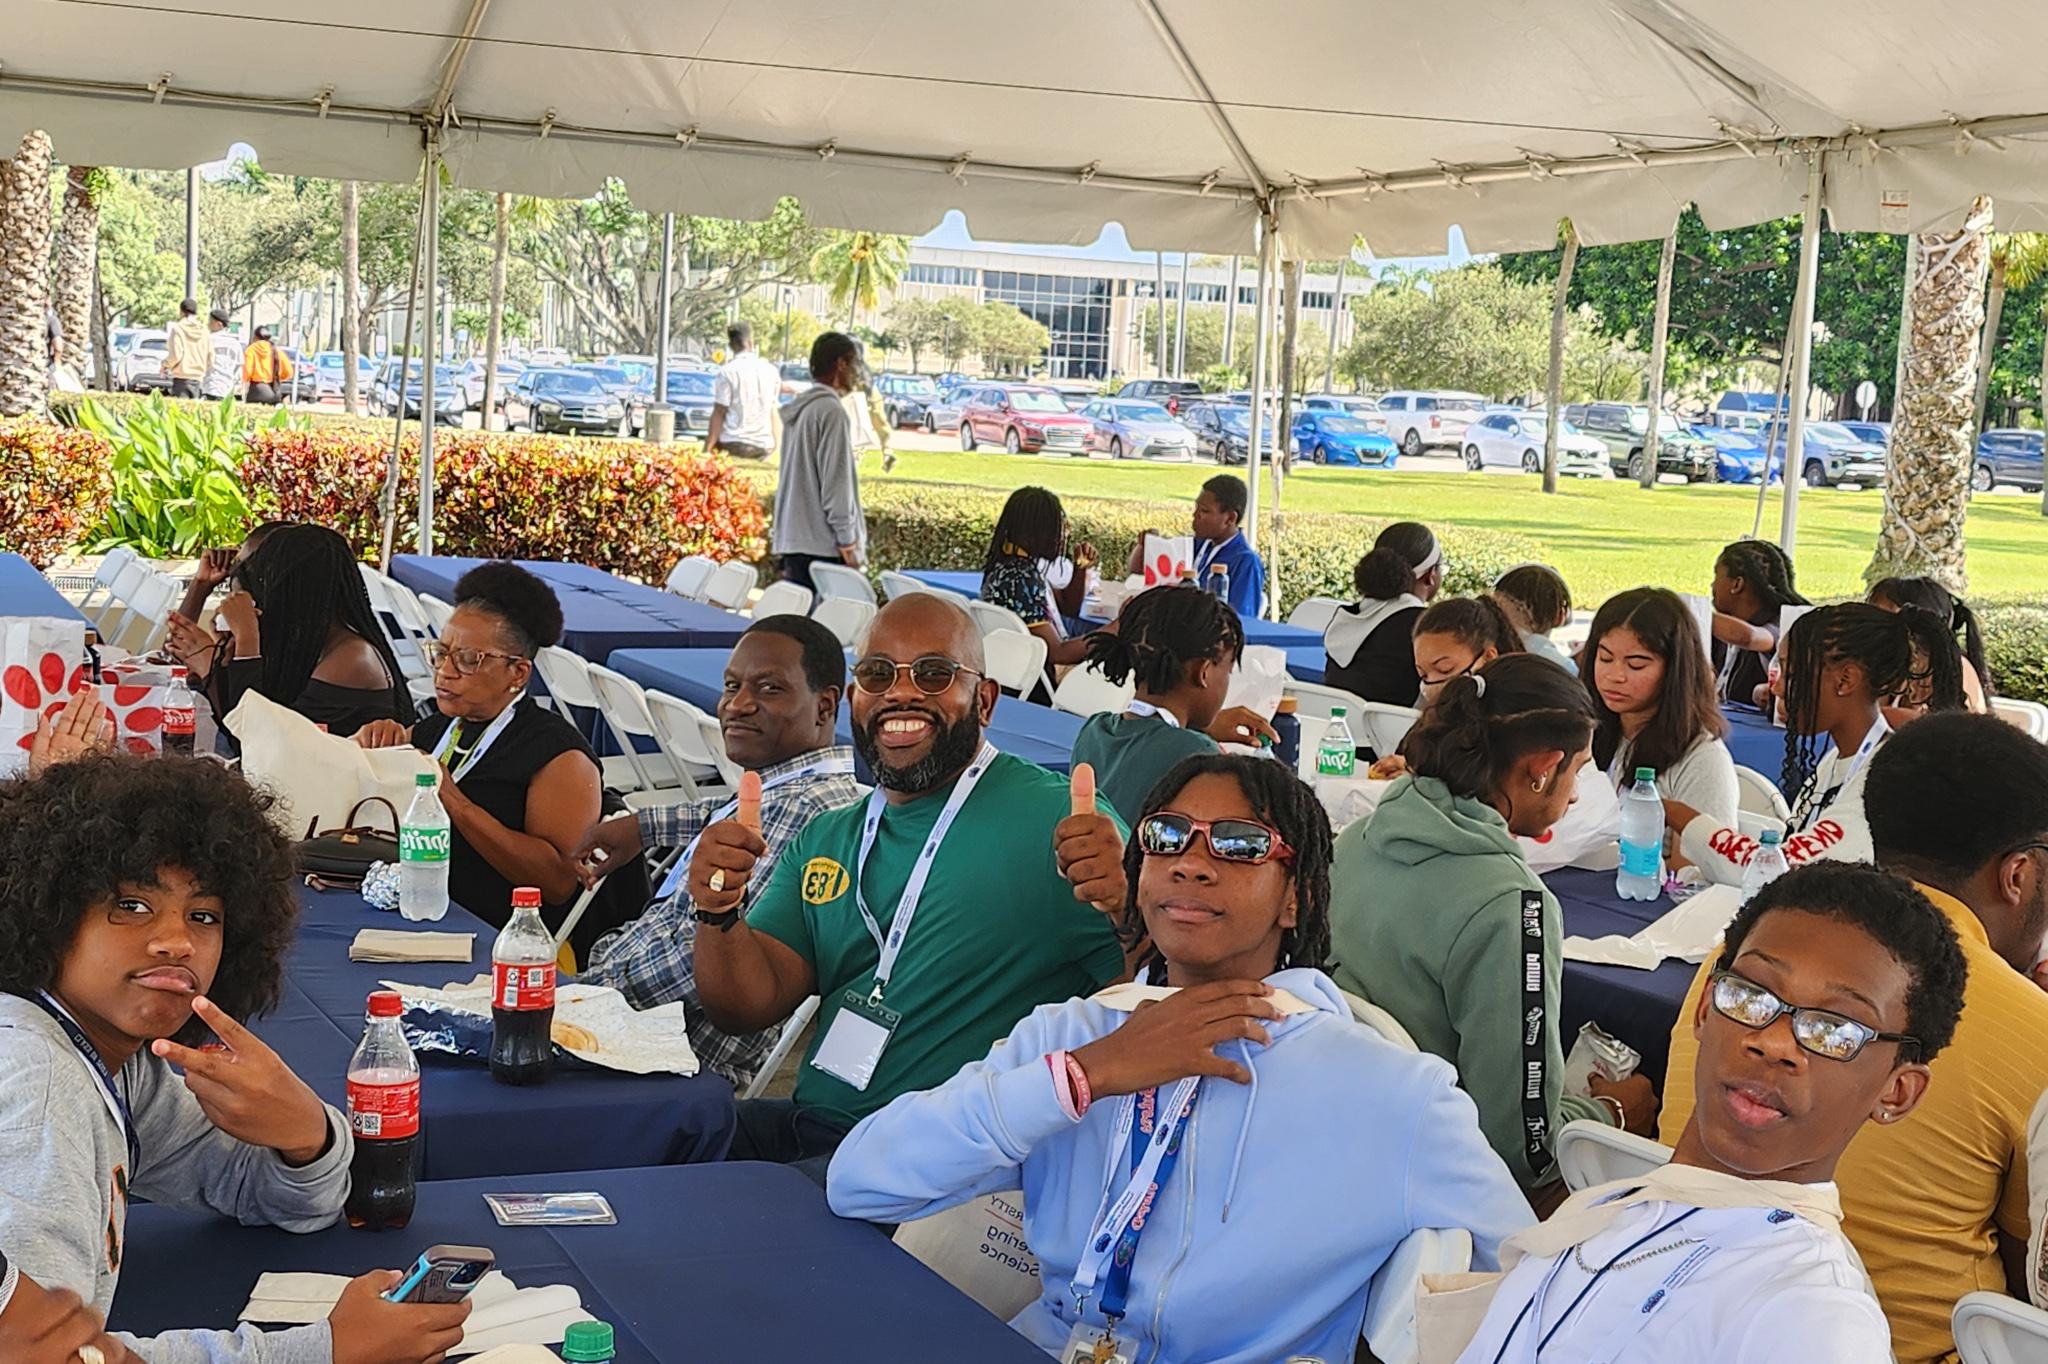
[829, 754, 1533, 1364]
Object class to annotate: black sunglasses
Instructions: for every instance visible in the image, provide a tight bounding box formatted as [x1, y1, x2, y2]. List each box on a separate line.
[1709, 970, 1919, 1063]
[851, 654, 982, 696]
[1136, 812, 1292, 866]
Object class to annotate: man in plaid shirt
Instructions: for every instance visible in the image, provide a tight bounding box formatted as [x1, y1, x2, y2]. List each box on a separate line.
[574, 616, 861, 1092]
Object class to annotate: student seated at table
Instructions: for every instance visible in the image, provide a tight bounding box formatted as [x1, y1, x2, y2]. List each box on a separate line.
[1584, 586, 1737, 829]
[0, 754, 469, 1364]
[1328, 655, 1652, 1208]
[1868, 575, 1992, 720]
[166, 519, 291, 649]
[1069, 584, 1279, 825]
[1412, 593, 1526, 708]
[356, 561, 645, 960]
[1494, 562, 1577, 675]
[570, 615, 862, 1093]
[682, 592, 1129, 1183]
[983, 486, 1097, 668]
[1663, 713, 2048, 1364]
[1709, 538, 1809, 709]
[0, 1249, 138, 1364]
[1457, 861, 1967, 1364]
[1664, 602, 1963, 886]
[828, 754, 1534, 1364]
[1123, 474, 1267, 622]
[173, 524, 411, 740]
[1323, 521, 1443, 707]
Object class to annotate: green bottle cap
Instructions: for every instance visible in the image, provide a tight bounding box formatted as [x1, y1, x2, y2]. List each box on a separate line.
[561, 1321, 615, 1361]
[1634, 766, 1655, 782]
[416, 772, 437, 786]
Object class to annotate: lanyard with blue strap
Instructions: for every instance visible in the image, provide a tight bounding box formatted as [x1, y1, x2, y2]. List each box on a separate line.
[28, 991, 139, 1172]
[653, 755, 857, 899]
[1068, 1075, 1201, 1357]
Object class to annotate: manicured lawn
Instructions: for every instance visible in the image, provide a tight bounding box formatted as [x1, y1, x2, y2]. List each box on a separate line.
[857, 447, 2048, 603]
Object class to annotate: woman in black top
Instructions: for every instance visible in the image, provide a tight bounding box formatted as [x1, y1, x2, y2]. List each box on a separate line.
[1322, 521, 1444, 706]
[1708, 538, 1809, 710]
[356, 562, 643, 959]
[982, 486, 1097, 668]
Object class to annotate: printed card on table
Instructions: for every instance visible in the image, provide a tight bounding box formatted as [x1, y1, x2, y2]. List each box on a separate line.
[1141, 534, 1194, 587]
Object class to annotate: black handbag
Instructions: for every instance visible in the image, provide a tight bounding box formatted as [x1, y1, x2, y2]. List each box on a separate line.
[296, 796, 401, 886]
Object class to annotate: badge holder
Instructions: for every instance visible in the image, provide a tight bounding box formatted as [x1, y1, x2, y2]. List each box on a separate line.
[810, 987, 902, 1091]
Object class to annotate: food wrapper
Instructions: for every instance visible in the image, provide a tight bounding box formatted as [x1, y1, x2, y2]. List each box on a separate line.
[1562, 1021, 1642, 1098]
[381, 975, 700, 1076]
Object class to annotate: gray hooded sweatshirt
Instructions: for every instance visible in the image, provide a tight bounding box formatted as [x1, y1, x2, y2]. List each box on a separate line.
[770, 383, 866, 559]
[0, 993, 351, 1363]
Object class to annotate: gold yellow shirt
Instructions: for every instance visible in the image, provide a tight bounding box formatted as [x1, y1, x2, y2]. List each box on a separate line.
[1658, 884, 2048, 1364]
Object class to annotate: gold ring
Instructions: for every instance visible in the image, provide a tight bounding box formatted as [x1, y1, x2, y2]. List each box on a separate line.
[78, 1346, 107, 1364]
[708, 869, 727, 893]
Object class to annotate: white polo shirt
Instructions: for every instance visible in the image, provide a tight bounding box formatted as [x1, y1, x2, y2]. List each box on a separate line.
[714, 350, 782, 448]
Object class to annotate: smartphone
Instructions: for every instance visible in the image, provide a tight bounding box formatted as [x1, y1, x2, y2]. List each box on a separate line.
[383, 1244, 496, 1304]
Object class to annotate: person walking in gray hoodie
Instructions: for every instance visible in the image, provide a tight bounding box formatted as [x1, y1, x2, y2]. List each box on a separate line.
[771, 332, 867, 592]
[0, 755, 469, 1364]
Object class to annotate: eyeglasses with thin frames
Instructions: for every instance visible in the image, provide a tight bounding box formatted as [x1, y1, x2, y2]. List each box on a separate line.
[850, 654, 983, 696]
[424, 640, 526, 677]
[1708, 969, 1920, 1063]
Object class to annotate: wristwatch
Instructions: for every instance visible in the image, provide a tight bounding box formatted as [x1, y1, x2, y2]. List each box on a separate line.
[692, 905, 742, 932]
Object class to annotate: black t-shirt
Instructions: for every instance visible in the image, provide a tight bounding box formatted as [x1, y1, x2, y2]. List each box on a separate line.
[1713, 615, 1782, 707]
[209, 658, 412, 740]
[1323, 603, 1425, 707]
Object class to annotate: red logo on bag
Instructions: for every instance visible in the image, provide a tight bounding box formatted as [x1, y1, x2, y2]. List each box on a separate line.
[492, 962, 556, 1011]
[346, 1077, 421, 1139]
[5, 649, 89, 751]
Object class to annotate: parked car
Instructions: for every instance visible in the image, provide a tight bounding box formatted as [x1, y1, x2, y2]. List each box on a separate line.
[629, 369, 717, 439]
[371, 360, 467, 425]
[1564, 402, 1718, 482]
[458, 357, 525, 410]
[1118, 378, 1206, 416]
[1712, 390, 1790, 425]
[572, 363, 646, 408]
[524, 347, 572, 367]
[119, 331, 171, 392]
[1690, 424, 1781, 484]
[1769, 421, 1887, 487]
[1300, 393, 1381, 420]
[1181, 400, 1281, 466]
[875, 374, 942, 428]
[919, 386, 972, 434]
[315, 352, 379, 401]
[1837, 420, 1891, 448]
[958, 383, 1093, 454]
[503, 367, 623, 435]
[776, 361, 812, 400]
[1462, 412, 1607, 477]
[1376, 390, 1486, 456]
[277, 348, 319, 403]
[1974, 428, 2045, 493]
[1292, 410, 1398, 467]
[1079, 398, 1196, 461]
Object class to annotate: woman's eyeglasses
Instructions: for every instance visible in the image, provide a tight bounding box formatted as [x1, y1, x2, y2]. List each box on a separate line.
[850, 654, 982, 696]
[1708, 970, 1919, 1062]
[423, 641, 525, 676]
[1136, 812, 1292, 866]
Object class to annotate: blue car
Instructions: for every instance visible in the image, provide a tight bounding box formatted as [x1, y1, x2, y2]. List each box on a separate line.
[1293, 410, 1399, 467]
[1975, 428, 2044, 493]
[1690, 424, 1782, 484]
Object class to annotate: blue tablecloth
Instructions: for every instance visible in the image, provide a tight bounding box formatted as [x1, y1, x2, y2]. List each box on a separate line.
[608, 647, 1082, 774]
[390, 556, 751, 659]
[1546, 867, 1697, 1090]
[267, 885, 734, 1180]
[1721, 702, 1788, 790]
[111, 1163, 1048, 1364]
[0, 552, 88, 624]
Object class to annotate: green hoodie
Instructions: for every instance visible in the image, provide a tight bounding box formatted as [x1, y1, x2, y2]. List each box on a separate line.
[1327, 775, 1612, 1192]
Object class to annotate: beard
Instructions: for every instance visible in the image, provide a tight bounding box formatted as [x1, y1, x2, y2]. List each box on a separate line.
[854, 705, 985, 794]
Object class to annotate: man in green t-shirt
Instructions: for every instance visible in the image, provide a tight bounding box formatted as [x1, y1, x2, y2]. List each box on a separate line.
[687, 593, 1131, 1182]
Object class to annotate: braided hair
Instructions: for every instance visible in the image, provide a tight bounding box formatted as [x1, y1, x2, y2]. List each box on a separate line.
[1413, 594, 1525, 658]
[1086, 584, 1243, 693]
[1869, 576, 1994, 696]
[1494, 563, 1573, 633]
[1716, 539, 1810, 611]
[1117, 753, 1334, 978]
[984, 486, 1065, 571]
[1403, 653, 1596, 802]
[231, 525, 407, 719]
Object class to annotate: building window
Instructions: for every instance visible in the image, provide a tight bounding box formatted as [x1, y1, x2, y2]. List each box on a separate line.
[904, 264, 980, 287]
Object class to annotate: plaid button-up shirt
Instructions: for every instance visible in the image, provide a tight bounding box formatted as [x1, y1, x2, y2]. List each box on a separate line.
[581, 745, 862, 1093]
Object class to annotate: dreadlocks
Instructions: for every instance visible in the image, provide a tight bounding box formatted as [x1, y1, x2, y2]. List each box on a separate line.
[984, 486, 1066, 571]
[1118, 753, 1334, 978]
[1087, 584, 1244, 693]
[1717, 538, 1810, 611]
[230, 524, 408, 720]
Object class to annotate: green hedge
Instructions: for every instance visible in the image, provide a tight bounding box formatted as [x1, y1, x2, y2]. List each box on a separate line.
[1982, 602, 2048, 705]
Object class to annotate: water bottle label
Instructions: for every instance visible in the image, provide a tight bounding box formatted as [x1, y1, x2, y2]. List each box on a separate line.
[1619, 840, 1662, 878]
[493, 962, 556, 1011]
[400, 826, 451, 864]
[346, 1078, 420, 1139]
[1316, 747, 1356, 777]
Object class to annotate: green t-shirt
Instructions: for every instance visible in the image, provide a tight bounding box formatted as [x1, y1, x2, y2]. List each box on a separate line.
[747, 751, 1127, 1129]
[1070, 710, 1220, 827]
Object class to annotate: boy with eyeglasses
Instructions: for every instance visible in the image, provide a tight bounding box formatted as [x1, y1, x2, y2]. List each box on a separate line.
[1449, 861, 1966, 1364]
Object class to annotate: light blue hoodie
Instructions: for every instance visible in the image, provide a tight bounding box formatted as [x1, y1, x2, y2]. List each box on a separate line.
[828, 967, 1534, 1364]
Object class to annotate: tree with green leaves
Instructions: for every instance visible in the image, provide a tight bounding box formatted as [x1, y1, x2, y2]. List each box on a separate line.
[888, 296, 975, 372]
[971, 300, 1050, 374]
[737, 292, 823, 365]
[812, 230, 909, 328]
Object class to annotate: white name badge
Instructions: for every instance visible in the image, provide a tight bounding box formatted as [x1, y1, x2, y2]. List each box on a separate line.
[809, 990, 900, 1091]
[1061, 1321, 1133, 1364]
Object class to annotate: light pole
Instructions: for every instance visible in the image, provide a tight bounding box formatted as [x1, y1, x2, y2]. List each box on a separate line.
[780, 286, 795, 363]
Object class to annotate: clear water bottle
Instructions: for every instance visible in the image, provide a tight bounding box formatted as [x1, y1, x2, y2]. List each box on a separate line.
[1316, 706, 1357, 779]
[1208, 562, 1231, 604]
[399, 772, 451, 922]
[344, 989, 419, 1231]
[161, 667, 195, 757]
[1616, 766, 1664, 901]
[1741, 827, 1791, 904]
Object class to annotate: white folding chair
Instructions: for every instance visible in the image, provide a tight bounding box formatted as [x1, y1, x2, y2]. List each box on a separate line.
[1339, 989, 1420, 1052]
[750, 580, 813, 619]
[701, 559, 758, 612]
[584, 664, 685, 803]
[552, 879, 603, 956]
[1286, 679, 1418, 758]
[1954, 1290, 2048, 1364]
[808, 562, 877, 606]
[416, 593, 456, 636]
[811, 597, 878, 649]
[967, 598, 1032, 640]
[1051, 661, 1135, 717]
[1554, 1118, 1673, 1192]
[111, 571, 178, 654]
[742, 996, 820, 1102]
[1363, 1227, 1474, 1364]
[925, 585, 976, 611]
[664, 555, 716, 600]
[95, 557, 152, 645]
[1286, 595, 1342, 633]
[534, 647, 642, 791]
[983, 628, 1050, 694]
[693, 708, 745, 791]
[76, 547, 136, 627]
[1992, 697, 2048, 742]
[642, 689, 737, 800]
[358, 567, 428, 678]
[1733, 763, 1791, 838]
[877, 569, 931, 602]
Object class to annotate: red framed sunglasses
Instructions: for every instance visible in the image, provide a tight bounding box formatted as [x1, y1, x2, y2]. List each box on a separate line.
[1136, 812, 1293, 865]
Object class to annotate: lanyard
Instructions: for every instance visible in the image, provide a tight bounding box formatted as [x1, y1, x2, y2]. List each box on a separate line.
[1795, 716, 1889, 829]
[1194, 533, 1236, 576]
[431, 698, 521, 781]
[29, 991, 138, 1172]
[851, 741, 997, 1005]
[1494, 1205, 1704, 1363]
[655, 755, 858, 898]
[1124, 700, 1181, 728]
[1074, 1076, 1201, 1323]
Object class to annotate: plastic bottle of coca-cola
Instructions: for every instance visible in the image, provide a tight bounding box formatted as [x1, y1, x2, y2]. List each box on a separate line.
[490, 887, 556, 1086]
[162, 667, 195, 757]
[344, 990, 419, 1230]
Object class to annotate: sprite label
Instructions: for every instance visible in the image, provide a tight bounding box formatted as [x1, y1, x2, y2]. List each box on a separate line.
[1316, 744, 1355, 778]
[400, 826, 451, 864]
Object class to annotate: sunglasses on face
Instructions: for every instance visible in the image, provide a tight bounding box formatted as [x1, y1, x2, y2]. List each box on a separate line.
[424, 640, 525, 676]
[1709, 970, 1919, 1063]
[1137, 812, 1293, 865]
[851, 654, 982, 696]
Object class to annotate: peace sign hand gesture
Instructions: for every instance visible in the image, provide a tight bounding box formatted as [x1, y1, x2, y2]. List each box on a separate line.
[151, 995, 333, 1165]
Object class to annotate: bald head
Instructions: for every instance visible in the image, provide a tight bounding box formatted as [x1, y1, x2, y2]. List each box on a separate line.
[851, 591, 998, 800]
[868, 592, 985, 673]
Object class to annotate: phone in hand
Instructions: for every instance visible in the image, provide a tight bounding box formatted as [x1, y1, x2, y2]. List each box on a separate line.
[383, 1244, 496, 1304]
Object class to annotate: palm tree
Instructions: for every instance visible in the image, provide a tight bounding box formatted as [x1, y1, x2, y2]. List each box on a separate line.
[51, 165, 103, 380]
[1868, 196, 1994, 591]
[1541, 219, 1581, 495]
[811, 231, 909, 328]
[1970, 232, 2048, 442]
[0, 129, 55, 417]
[340, 180, 362, 413]
[483, 192, 511, 425]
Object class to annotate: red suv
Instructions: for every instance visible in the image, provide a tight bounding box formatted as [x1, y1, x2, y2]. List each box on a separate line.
[958, 384, 1094, 455]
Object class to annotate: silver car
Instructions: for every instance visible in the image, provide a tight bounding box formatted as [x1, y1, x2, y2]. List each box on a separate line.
[1080, 397, 1197, 461]
[920, 384, 973, 434]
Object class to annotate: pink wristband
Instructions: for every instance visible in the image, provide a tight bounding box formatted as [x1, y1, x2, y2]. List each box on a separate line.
[1064, 1051, 1093, 1118]
[1047, 1051, 1081, 1122]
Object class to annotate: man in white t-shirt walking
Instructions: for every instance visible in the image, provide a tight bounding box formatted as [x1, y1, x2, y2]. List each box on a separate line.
[708, 321, 782, 460]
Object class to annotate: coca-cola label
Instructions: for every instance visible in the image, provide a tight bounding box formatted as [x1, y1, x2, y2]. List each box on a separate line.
[347, 1077, 420, 1139]
[163, 705, 195, 735]
[493, 961, 556, 1011]
[400, 826, 451, 863]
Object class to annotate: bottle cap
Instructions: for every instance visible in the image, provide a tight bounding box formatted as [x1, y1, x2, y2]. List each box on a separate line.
[367, 990, 402, 1018]
[171, 665, 188, 680]
[416, 772, 437, 786]
[1760, 827, 1783, 844]
[511, 886, 542, 909]
[1634, 766, 1655, 781]
[561, 1321, 615, 1361]
[1330, 706, 1347, 718]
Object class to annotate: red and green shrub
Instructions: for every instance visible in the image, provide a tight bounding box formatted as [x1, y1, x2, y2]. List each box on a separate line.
[0, 419, 115, 568]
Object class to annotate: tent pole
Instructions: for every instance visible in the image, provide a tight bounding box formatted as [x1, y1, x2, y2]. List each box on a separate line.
[1154, 252, 1167, 376]
[1778, 151, 1824, 556]
[418, 136, 441, 558]
[184, 168, 198, 301]
[1222, 255, 1240, 370]
[376, 157, 428, 570]
[1244, 214, 1276, 568]
[1324, 255, 1346, 391]
[651, 211, 674, 441]
[1174, 251, 1189, 378]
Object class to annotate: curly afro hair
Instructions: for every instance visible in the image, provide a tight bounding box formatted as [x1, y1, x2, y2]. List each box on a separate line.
[0, 755, 301, 1041]
[453, 560, 565, 658]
